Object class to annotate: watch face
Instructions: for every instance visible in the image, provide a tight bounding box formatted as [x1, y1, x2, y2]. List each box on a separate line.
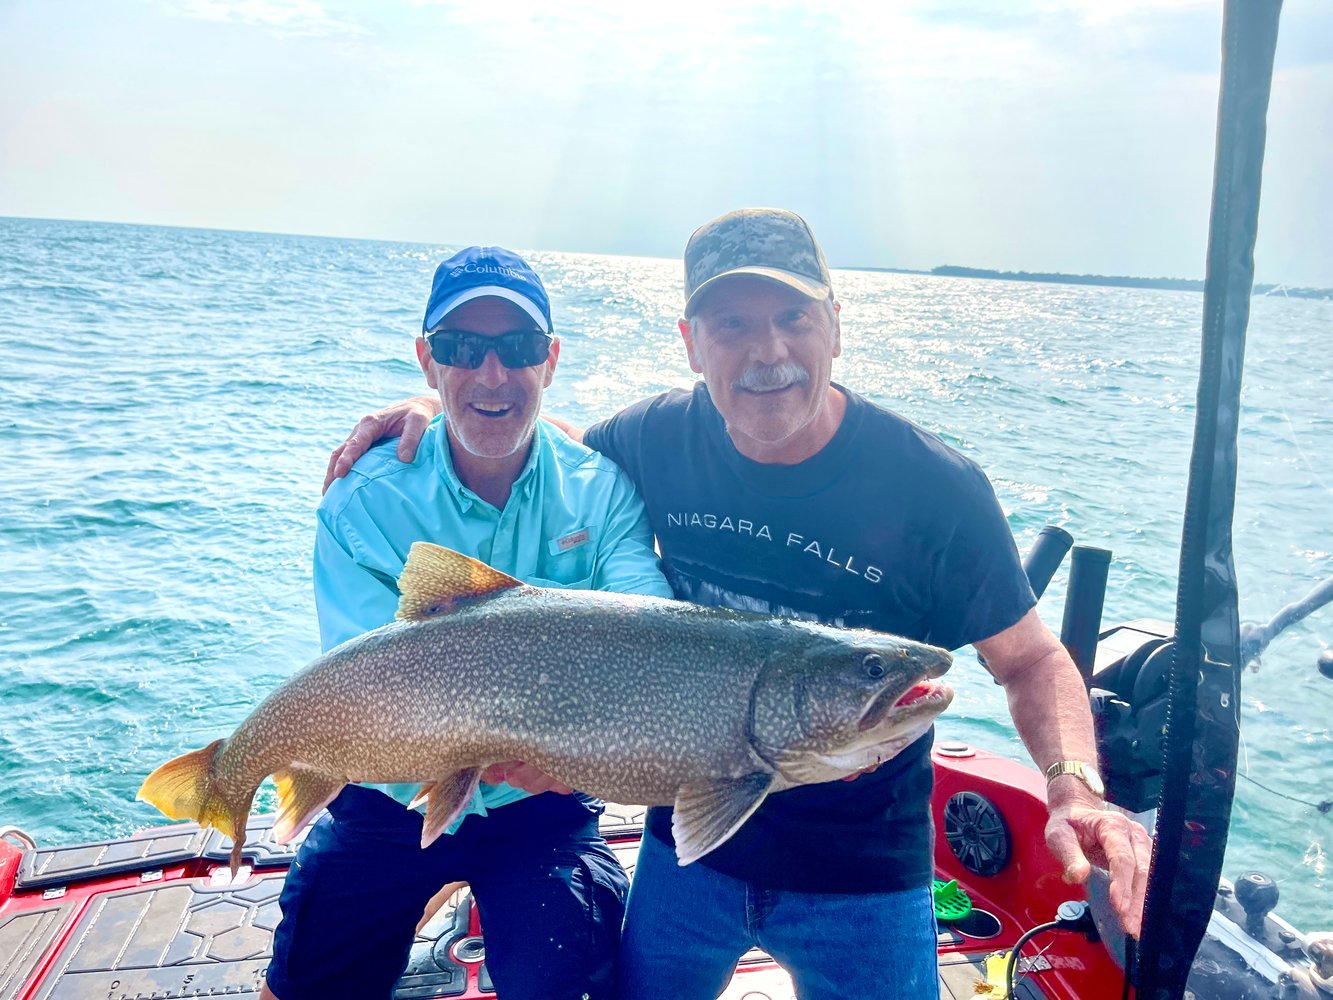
[1083, 765, 1106, 797]
[1049, 761, 1105, 797]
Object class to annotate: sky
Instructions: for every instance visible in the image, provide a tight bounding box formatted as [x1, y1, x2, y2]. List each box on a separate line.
[1, 0, 1330, 286]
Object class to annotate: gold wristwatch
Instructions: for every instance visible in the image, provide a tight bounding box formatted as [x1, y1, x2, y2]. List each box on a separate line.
[1044, 760, 1106, 798]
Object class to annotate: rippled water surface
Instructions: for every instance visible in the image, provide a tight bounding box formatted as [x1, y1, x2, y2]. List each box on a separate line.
[2, 217, 1328, 919]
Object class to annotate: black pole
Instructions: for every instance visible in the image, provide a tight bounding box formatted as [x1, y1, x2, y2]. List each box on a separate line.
[1134, 3, 1283, 996]
[1023, 525, 1074, 600]
[1061, 545, 1112, 681]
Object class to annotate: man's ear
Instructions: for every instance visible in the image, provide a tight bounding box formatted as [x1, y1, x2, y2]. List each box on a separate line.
[831, 300, 842, 359]
[416, 337, 439, 388]
[679, 317, 704, 374]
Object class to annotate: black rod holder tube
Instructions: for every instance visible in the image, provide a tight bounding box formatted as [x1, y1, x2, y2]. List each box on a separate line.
[1061, 545, 1112, 680]
[1022, 525, 1074, 600]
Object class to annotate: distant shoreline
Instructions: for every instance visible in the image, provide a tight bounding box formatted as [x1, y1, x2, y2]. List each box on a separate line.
[849, 263, 1332, 301]
[4, 215, 1330, 300]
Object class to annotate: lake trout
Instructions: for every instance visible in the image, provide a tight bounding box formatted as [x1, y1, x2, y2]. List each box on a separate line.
[139, 542, 954, 871]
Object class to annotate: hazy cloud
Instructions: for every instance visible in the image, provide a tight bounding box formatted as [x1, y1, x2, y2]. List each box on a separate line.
[168, 0, 364, 37]
[2, 0, 1327, 285]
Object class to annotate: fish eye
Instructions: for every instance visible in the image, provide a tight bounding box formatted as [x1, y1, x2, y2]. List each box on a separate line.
[863, 653, 886, 679]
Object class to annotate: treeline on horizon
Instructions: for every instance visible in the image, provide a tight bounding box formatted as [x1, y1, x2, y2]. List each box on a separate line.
[927, 265, 1331, 300]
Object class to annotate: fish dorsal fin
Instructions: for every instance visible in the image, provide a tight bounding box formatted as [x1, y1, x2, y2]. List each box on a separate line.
[417, 768, 483, 848]
[396, 542, 524, 622]
[671, 772, 773, 866]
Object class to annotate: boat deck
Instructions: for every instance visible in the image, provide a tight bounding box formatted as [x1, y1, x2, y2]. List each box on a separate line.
[1, 804, 1034, 1000]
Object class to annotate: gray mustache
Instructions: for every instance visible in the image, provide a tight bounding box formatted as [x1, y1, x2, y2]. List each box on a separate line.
[733, 362, 810, 393]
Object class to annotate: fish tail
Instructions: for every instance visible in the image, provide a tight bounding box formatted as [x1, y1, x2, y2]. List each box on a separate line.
[137, 738, 249, 845]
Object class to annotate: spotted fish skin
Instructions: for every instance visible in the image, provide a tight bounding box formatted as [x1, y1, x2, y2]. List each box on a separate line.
[139, 543, 953, 870]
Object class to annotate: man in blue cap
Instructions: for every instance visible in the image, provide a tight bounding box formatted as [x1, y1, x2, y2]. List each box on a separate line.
[261, 246, 673, 1000]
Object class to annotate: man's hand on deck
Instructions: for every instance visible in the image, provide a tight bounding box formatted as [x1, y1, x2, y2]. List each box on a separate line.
[481, 760, 574, 795]
[1044, 796, 1152, 939]
[323, 395, 440, 493]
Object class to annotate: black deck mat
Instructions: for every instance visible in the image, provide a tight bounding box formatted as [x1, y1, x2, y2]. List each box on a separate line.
[18, 872, 478, 1000]
[15, 828, 211, 891]
[26, 875, 284, 999]
[0, 903, 76, 1000]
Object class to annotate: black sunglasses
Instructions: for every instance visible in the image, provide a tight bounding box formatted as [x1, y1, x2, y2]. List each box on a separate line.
[426, 328, 554, 370]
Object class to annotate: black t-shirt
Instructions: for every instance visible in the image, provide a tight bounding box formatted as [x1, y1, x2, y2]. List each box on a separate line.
[584, 383, 1035, 892]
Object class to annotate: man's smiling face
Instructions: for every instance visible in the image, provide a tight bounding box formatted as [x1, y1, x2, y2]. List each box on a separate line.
[418, 296, 558, 463]
[681, 275, 841, 463]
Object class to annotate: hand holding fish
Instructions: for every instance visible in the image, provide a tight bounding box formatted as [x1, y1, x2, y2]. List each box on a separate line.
[482, 760, 573, 795]
[839, 760, 884, 781]
[1044, 798, 1152, 939]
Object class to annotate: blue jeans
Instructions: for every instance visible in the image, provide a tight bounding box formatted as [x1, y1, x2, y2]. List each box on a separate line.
[619, 831, 938, 1000]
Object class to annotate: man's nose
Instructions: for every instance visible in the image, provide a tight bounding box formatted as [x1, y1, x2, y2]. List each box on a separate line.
[475, 349, 509, 388]
[750, 322, 791, 363]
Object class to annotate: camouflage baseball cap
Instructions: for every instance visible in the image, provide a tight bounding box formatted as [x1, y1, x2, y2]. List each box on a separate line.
[683, 208, 832, 317]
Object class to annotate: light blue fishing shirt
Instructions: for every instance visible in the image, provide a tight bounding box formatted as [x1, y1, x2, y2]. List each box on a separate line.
[314, 415, 673, 825]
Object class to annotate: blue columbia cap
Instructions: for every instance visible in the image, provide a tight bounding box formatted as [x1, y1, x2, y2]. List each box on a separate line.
[422, 246, 552, 334]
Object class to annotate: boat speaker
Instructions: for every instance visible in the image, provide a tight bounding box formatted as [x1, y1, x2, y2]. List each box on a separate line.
[943, 791, 1012, 877]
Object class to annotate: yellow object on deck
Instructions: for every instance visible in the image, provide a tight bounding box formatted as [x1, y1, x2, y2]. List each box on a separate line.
[971, 950, 1013, 997]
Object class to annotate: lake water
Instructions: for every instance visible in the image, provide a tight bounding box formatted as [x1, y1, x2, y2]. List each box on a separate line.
[1, 215, 1328, 921]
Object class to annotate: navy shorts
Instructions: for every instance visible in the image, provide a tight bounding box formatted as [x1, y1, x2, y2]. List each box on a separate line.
[266, 785, 629, 1000]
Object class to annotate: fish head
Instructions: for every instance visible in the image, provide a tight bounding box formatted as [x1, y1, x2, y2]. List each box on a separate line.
[750, 626, 954, 783]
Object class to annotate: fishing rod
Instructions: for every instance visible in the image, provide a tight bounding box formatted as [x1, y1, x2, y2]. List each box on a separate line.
[1134, 2, 1285, 997]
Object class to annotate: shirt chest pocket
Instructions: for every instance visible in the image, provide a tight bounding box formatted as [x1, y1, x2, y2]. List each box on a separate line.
[527, 526, 599, 590]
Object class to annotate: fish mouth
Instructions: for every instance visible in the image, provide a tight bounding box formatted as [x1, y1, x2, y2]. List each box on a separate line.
[857, 677, 954, 734]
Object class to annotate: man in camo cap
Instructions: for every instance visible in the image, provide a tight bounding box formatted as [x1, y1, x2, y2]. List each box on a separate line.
[682, 207, 831, 307]
[328, 208, 1152, 1000]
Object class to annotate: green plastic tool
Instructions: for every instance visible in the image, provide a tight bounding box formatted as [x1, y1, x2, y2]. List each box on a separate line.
[932, 878, 973, 922]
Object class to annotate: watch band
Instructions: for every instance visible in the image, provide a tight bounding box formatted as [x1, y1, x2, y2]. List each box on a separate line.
[1044, 760, 1105, 797]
